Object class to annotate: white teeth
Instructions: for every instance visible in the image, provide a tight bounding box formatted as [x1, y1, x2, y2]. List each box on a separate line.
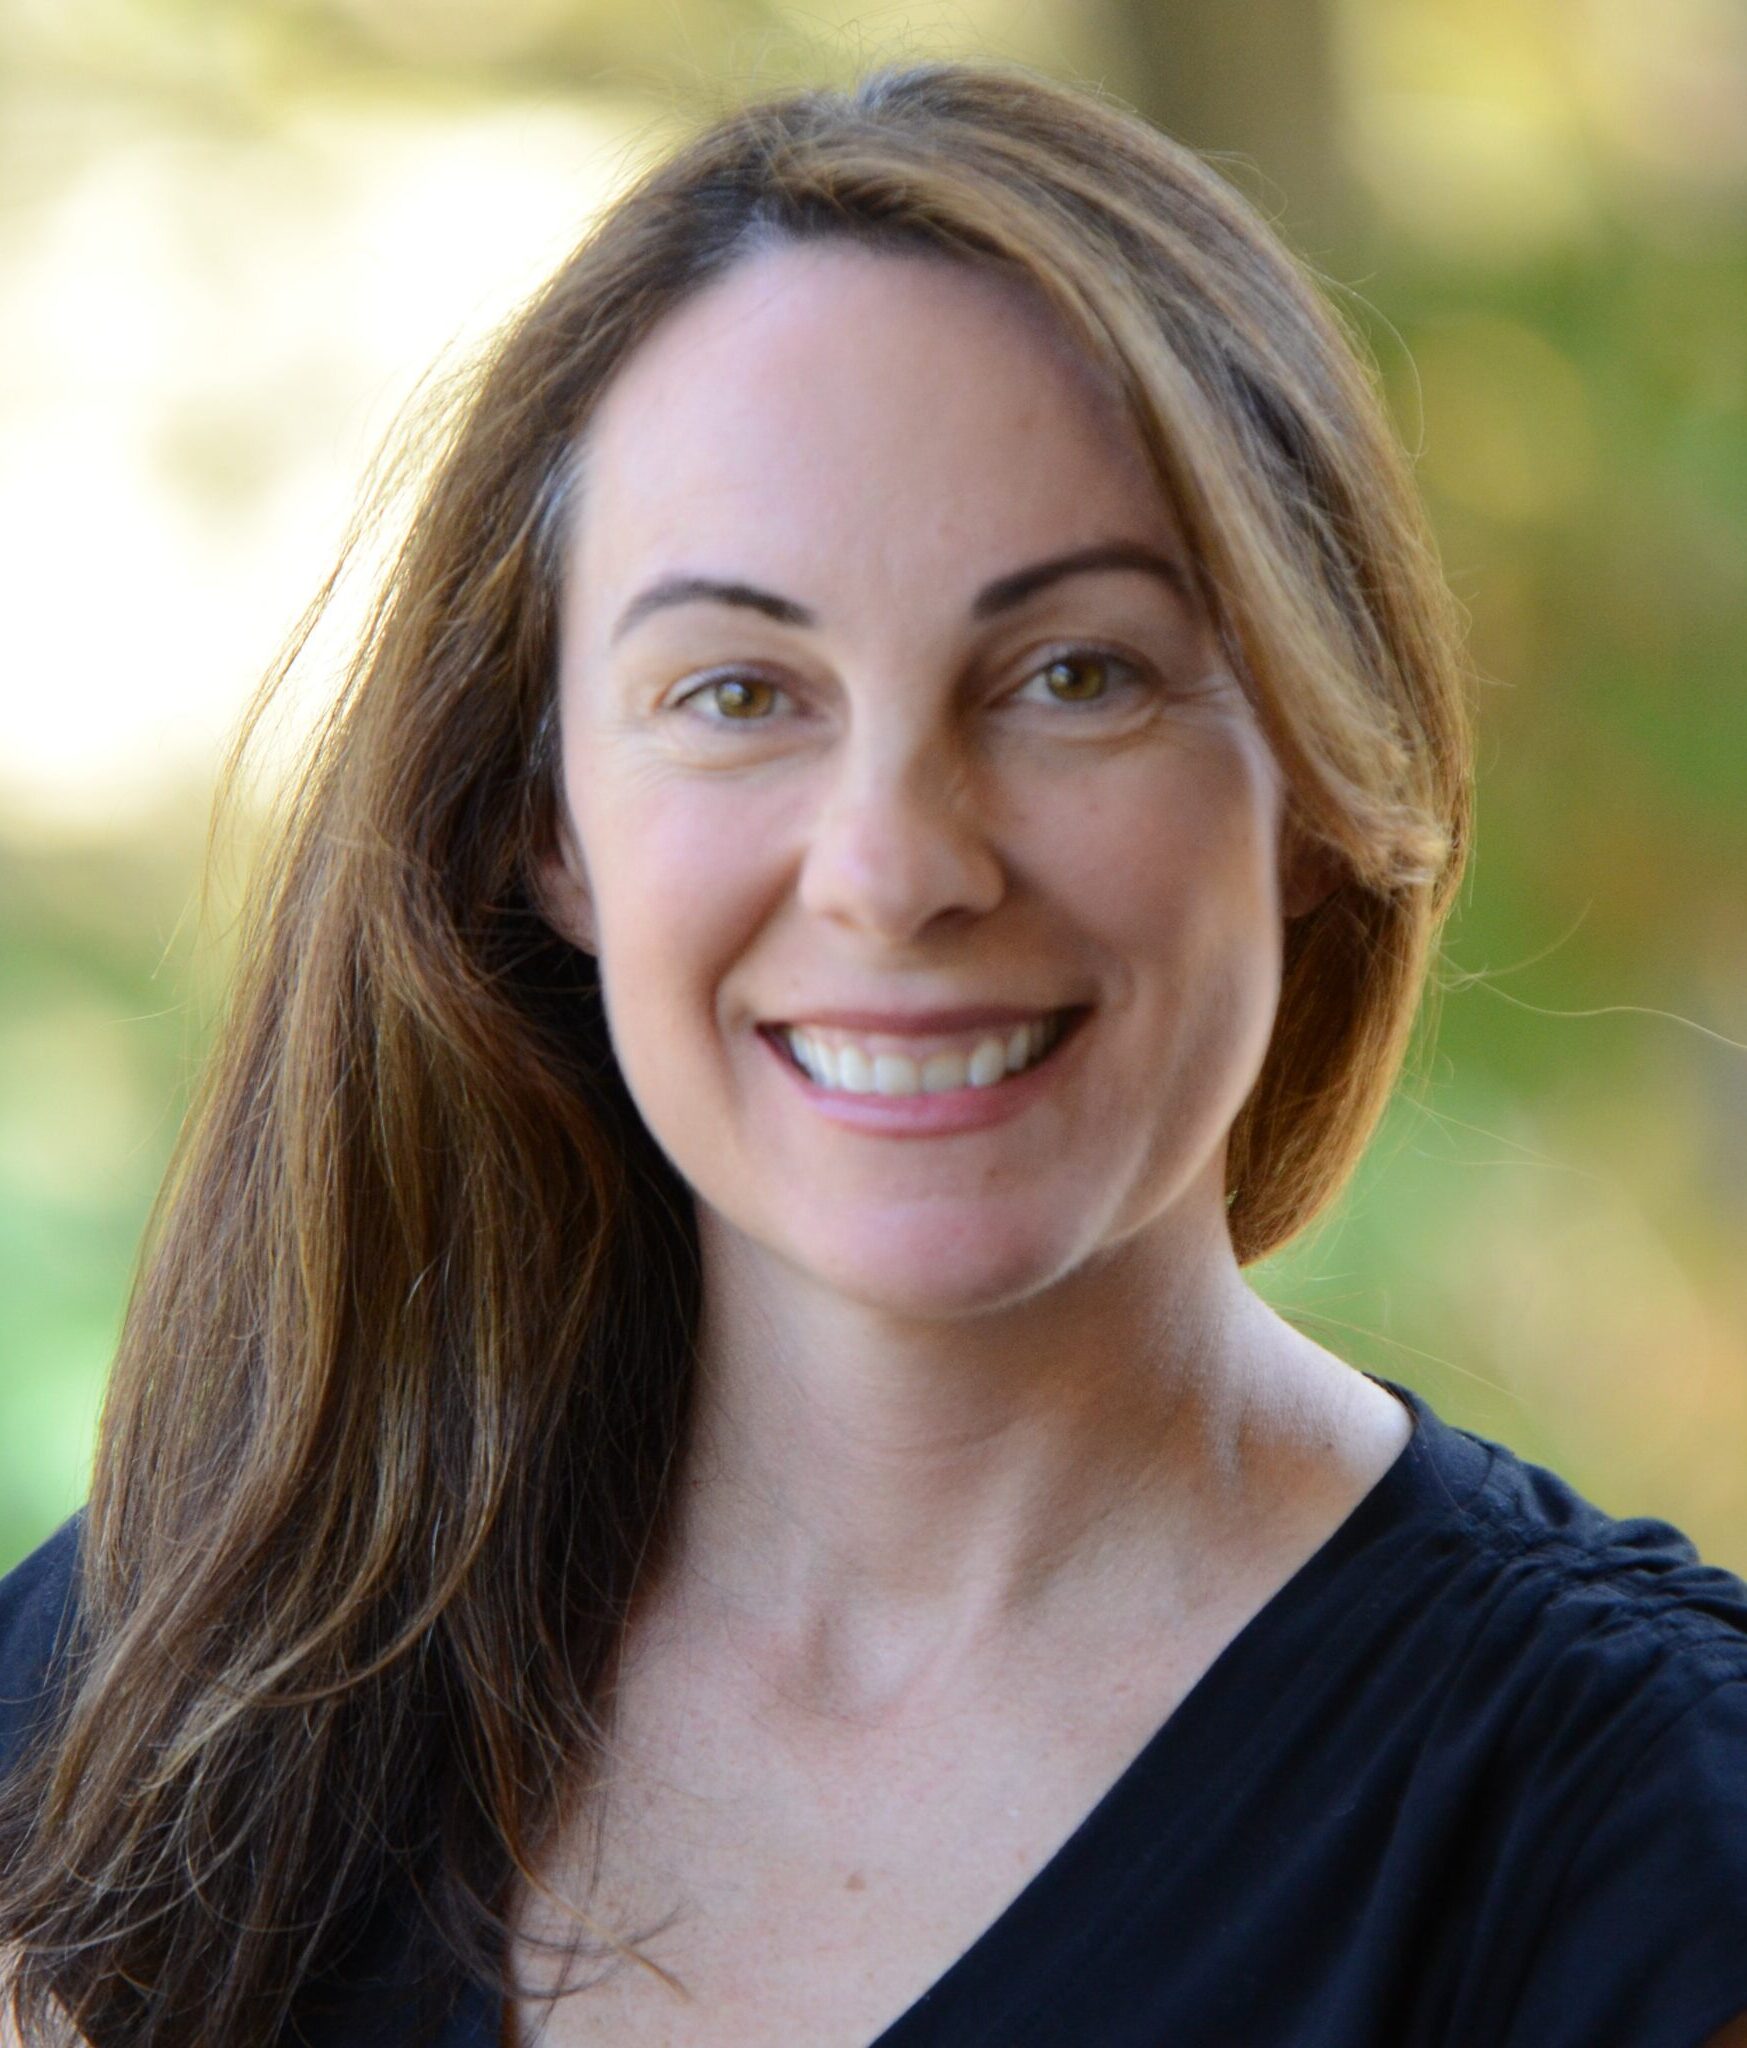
[921, 1051, 967, 1094]
[873, 1053, 917, 1095]
[967, 1039, 1007, 1087]
[783, 1013, 1067, 1097]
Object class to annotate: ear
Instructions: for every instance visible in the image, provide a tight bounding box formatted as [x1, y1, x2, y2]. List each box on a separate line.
[532, 808, 598, 957]
[1279, 817, 1344, 922]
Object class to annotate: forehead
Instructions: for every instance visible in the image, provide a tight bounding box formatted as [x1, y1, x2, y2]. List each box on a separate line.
[568, 241, 1186, 626]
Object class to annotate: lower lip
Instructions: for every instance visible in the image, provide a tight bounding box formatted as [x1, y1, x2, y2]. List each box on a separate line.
[758, 1012, 1088, 1138]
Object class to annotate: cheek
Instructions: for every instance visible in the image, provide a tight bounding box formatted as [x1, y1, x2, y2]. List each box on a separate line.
[570, 767, 775, 1071]
[1066, 740, 1286, 1132]
[1034, 737, 1283, 965]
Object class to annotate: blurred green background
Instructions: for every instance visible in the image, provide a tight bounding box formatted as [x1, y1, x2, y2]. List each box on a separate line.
[2, 0, 1744, 1574]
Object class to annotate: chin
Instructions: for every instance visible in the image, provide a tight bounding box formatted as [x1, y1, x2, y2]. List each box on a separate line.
[777, 1206, 1089, 1322]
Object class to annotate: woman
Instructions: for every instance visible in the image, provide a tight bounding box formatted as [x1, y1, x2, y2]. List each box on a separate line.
[2, 58, 1745, 2048]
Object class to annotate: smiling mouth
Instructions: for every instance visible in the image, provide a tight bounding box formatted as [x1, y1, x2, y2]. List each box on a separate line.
[765, 1006, 1091, 1097]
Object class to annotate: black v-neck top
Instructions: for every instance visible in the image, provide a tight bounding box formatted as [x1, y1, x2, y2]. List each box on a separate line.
[5, 1377, 1747, 2047]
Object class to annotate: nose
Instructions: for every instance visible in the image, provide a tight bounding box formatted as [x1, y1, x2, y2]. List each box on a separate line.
[796, 725, 1006, 943]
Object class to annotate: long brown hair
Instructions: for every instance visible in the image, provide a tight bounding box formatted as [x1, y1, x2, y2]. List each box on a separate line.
[0, 59, 1471, 2044]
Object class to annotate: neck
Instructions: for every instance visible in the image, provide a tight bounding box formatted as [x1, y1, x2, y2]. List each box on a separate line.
[635, 1200, 1369, 1726]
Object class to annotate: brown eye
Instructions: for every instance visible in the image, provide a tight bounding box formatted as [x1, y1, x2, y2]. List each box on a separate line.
[1023, 648, 1146, 709]
[1040, 654, 1111, 703]
[687, 674, 781, 720]
[717, 676, 774, 717]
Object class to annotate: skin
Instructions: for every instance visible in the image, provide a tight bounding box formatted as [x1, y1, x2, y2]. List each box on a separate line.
[540, 237, 1413, 1682]
[524, 236, 1418, 2036]
[5, 247, 1735, 2048]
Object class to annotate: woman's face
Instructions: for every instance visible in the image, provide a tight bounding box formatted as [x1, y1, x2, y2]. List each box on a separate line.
[547, 240, 1300, 1320]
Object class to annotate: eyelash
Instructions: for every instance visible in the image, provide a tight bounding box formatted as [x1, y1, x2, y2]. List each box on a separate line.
[673, 645, 1154, 726]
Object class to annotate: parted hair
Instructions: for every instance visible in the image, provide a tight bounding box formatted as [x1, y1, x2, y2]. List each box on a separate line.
[0, 59, 1470, 2045]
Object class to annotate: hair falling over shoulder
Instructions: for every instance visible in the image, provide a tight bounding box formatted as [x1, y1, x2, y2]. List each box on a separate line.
[0, 59, 1472, 2045]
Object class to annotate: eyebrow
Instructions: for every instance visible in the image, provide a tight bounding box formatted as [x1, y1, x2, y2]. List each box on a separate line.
[607, 541, 1194, 646]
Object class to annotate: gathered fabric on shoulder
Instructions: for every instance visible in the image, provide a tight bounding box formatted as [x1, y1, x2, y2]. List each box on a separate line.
[3, 1379, 1746, 2048]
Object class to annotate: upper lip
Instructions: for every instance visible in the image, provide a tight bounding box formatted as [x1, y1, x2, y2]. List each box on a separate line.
[770, 1004, 1082, 1033]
